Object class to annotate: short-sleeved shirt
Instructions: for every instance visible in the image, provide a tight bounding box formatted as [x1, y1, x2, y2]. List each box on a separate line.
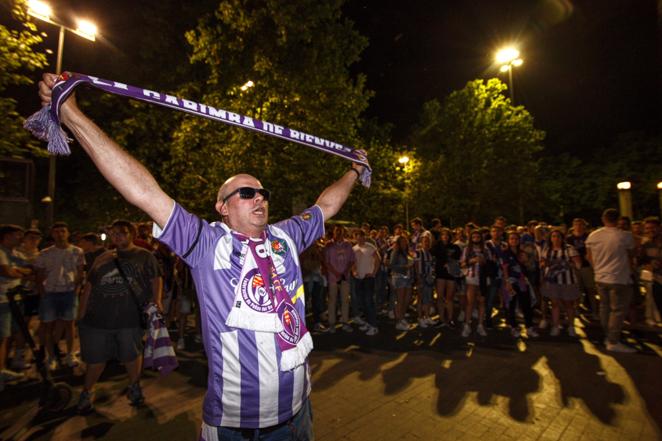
[541, 245, 578, 285]
[430, 242, 462, 280]
[323, 240, 355, 285]
[461, 246, 493, 279]
[34, 245, 85, 293]
[352, 242, 378, 279]
[0, 246, 22, 303]
[80, 248, 161, 329]
[566, 233, 590, 267]
[586, 227, 634, 285]
[153, 202, 324, 429]
[640, 238, 662, 284]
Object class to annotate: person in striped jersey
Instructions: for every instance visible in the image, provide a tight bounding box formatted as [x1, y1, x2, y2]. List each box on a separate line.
[38, 73, 364, 440]
[540, 230, 582, 337]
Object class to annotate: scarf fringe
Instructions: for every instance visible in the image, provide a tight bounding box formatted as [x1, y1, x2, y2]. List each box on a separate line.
[23, 106, 72, 155]
[225, 307, 284, 333]
[279, 331, 313, 371]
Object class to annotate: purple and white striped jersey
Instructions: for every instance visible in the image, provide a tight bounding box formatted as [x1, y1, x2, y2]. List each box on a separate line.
[153, 202, 324, 428]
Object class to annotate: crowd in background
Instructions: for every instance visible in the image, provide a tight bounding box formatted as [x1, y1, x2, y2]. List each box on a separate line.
[0, 209, 660, 408]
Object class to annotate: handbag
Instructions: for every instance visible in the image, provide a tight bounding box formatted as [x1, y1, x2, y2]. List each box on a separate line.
[113, 257, 150, 329]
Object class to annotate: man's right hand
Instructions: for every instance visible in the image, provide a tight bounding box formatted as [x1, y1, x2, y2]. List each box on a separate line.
[38, 73, 80, 125]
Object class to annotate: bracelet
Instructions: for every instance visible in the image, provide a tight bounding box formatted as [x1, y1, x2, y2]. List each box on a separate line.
[349, 168, 360, 181]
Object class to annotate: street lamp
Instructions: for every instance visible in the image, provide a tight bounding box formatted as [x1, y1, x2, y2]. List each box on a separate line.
[495, 46, 523, 102]
[657, 181, 662, 217]
[27, 0, 97, 228]
[398, 155, 410, 230]
[616, 181, 633, 219]
[240, 80, 254, 91]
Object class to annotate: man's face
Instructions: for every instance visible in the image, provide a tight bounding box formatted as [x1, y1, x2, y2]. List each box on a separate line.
[110, 226, 133, 249]
[22, 233, 41, 249]
[572, 221, 585, 235]
[644, 222, 659, 239]
[333, 227, 344, 241]
[3, 230, 24, 249]
[51, 227, 69, 245]
[508, 234, 519, 248]
[78, 239, 93, 253]
[490, 227, 502, 242]
[494, 219, 506, 229]
[411, 222, 421, 232]
[618, 218, 631, 231]
[355, 233, 365, 245]
[216, 175, 269, 236]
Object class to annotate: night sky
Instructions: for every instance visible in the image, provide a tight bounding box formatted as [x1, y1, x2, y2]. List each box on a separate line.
[6, 0, 662, 156]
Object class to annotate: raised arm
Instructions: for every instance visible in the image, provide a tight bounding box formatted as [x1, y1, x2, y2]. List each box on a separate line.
[38, 73, 174, 228]
[315, 164, 364, 221]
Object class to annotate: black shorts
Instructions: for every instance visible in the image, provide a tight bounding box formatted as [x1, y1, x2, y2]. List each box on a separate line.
[79, 325, 144, 364]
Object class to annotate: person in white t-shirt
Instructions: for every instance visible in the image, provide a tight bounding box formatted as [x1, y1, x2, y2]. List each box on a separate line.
[586, 209, 636, 353]
[351, 230, 380, 335]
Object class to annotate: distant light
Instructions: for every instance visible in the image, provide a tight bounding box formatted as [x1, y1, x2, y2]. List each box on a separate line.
[41, 195, 52, 203]
[657, 181, 662, 190]
[495, 47, 520, 64]
[100, 233, 107, 241]
[499, 65, 510, 73]
[398, 156, 409, 165]
[27, 0, 52, 21]
[75, 19, 97, 41]
[617, 181, 631, 190]
[240, 80, 254, 91]
[512, 58, 523, 67]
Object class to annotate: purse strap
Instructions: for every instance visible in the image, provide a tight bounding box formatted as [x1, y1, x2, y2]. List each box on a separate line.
[113, 257, 143, 311]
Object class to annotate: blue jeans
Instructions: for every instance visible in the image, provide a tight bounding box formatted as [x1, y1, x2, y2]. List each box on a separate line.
[375, 268, 388, 310]
[213, 399, 314, 441]
[354, 277, 377, 326]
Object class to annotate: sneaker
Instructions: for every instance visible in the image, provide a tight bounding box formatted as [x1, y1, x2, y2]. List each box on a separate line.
[426, 318, 439, 326]
[476, 324, 487, 337]
[395, 320, 410, 331]
[567, 327, 577, 338]
[127, 382, 145, 406]
[606, 342, 636, 353]
[341, 323, 354, 333]
[0, 369, 25, 382]
[539, 319, 549, 330]
[65, 353, 80, 368]
[365, 326, 379, 336]
[511, 327, 521, 338]
[550, 326, 560, 337]
[313, 323, 328, 333]
[387, 310, 395, 320]
[418, 319, 429, 329]
[77, 390, 94, 414]
[328, 325, 336, 334]
[457, 311, 465, 322]
[461, 324, 471, 338]
[359, 323, 370, 331]
[176, 337, 185, 351]
[352, 316, 366, 326]
[194, 334, 202, 344]
[527, 327, 539, 338]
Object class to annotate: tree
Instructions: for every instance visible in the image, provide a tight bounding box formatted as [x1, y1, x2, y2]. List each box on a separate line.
[409, 79, 545, 225]
[0, 0, 47, 158]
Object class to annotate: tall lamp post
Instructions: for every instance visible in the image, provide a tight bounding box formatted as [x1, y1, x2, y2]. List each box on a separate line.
[616, 181, 633, 219]
[657, 182, 662, 218]
[27, 0, 97, 228]
[398, 155, 410, 230]
[495, 47, 523, 103]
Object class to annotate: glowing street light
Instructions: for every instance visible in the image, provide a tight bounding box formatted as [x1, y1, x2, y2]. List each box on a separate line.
[240, 80, 254, 92]
[27, 0, 97, 228]
[616, 181, 633, 219]
[398, 155, 411, 229]
[495, 46, 523, 102]
[657, 182, 662, 217]
[398, 155, 409, 165]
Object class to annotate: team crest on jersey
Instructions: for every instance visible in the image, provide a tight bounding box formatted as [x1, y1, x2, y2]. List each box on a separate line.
[277, 301, 301, 344]
[271, 239, 288, 257]
[240, 269, 274, 313]
[300, 212, 312, 221]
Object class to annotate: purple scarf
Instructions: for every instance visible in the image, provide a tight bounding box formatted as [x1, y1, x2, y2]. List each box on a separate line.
[24, 72, 371, 187]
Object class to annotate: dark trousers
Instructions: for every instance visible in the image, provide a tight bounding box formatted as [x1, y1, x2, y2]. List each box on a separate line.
[354, 277, 377, 326]
[508, 284, 534, 328]
[304, 279, 325, 325]
[485, 278, 502, 325]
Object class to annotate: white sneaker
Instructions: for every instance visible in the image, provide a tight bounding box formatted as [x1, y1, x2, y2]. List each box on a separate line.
[538, 319, 549, 330]
[550, 326, 560, 336]
[313, 323, 329, 333]
[457, 311, 465, 322]
[352, 316, 366, 326]
[527, 327, 539, 338]
[387, 310, 395, 320]
[511, 327, 521, 338]
[65, 353, 80, 368]
[476, 324, 487, 337]
[341, 323, 354, 333]
[395, 320, 410, 331]
[461, 324, 471, 338]
[567, 327, 577, 337]
[359, 324, 370, 331]
[606, 342, 636, 353]
[418, 318, 429, 328]
[328, 325, 337, 334]
[0, 369, 25, 382]
[176, 337, 185, 351]
[365, 326, 379, 336]
[426, 318, 438, 326]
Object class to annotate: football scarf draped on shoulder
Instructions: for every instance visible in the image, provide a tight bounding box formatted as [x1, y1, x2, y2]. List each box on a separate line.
[24, 72, 372, 188]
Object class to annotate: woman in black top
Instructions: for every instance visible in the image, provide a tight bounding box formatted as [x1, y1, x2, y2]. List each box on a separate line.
[431, 228, 462, 327]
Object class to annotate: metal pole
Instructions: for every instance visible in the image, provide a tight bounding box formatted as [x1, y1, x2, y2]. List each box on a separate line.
[618, 190, 633, 219]
[46, 25, 65, 229]
[508, 65, 514, 103]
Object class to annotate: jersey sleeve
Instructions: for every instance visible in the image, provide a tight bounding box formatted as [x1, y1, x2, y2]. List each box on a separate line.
[272, 205, 325, 253]
[152, 202, 222, 268]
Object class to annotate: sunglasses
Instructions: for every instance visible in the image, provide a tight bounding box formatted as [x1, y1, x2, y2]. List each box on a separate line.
[222, 187, 271, 204]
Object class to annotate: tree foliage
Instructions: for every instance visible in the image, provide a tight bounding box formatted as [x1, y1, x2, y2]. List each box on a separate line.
[0, 0, 47, 157]
[409, 79, 545, 225]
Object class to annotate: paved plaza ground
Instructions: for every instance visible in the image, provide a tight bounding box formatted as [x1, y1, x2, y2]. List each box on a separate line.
[1, 319, 661, 440]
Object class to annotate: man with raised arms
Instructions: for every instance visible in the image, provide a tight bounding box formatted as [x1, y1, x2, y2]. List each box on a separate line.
[39, 73, 365, 440]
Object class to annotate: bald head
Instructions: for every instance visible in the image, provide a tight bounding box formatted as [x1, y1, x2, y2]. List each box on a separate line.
[216, 174, 262, 202]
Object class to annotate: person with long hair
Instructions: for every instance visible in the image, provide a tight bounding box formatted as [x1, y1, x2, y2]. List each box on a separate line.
[460, 230, 490, 337]
[501, 232, 538, 338]
[432, 228, 462, 327]
[416, 235, 436, 327]
[540, 229, 582, 336]
[389, 235, 414, 331]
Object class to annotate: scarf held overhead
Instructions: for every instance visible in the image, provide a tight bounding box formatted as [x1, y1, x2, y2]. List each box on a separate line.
[24, 72, 371, 187]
